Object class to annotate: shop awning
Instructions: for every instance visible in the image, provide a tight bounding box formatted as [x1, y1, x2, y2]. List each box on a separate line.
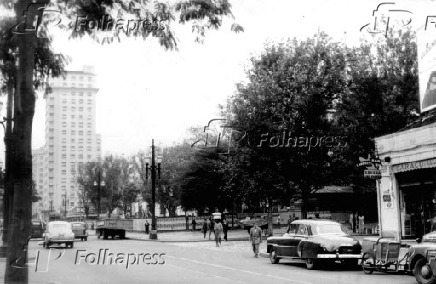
[392, 158, 436, 173]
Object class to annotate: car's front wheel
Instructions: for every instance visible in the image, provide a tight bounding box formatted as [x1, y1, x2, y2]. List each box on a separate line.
[414, 258, 436, 284]
[270, 248, 280, 264]
[305, 258, 318, 270]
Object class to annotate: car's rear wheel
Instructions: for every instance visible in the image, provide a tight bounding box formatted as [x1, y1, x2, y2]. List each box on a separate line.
[305, 258, 318, 270]
[361, 252, 376, 275]
[70, 242, 74, 249]
[414, 258, 436, 284]
[270, 248, 280, 264]
[84, 237, 88, 241]
[45, 242, 50, 249]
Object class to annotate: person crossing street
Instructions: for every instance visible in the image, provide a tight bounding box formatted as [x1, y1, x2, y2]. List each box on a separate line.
[249, 224, 262, 257]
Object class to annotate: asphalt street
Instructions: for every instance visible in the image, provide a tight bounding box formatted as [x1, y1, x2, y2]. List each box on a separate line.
[11, 236, 417, 284]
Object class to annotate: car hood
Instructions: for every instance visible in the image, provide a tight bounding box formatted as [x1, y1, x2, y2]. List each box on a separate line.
[313, 234, 359, 252]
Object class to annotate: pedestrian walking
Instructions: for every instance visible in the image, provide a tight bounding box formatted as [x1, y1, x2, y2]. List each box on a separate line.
[192, 218, 197, 231]
[222, 219, 228, 241]
[145, 220, 150, 234]
[209, 217, 214, 240]
[214, 220, 223, 247]
[358, 214, 365, 234]
[249, 224, 262, 258]
[202, 218, 208, 238]
[277, 215, 281, 228]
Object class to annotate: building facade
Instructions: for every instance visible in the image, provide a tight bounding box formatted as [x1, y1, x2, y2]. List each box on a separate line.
[375, 112, 436, 240]
[33, 66, 101, 219]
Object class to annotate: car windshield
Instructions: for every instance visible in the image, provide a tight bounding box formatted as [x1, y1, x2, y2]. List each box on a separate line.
[49, 223, 71, 231]
[311, 224, 345, 235]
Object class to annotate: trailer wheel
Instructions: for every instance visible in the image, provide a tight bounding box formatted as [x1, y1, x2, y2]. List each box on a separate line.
[120, 231, 125, 239]
[103, 230, 108, 240]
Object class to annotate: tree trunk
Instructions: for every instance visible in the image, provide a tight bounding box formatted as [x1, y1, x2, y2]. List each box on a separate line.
[301, 191, 308, 220]
[5, 1, 45, 281]
[267, 199, 273, 237]
[2, 78, 14, 244]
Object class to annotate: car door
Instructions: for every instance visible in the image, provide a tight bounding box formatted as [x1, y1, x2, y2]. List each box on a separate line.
[276, 225, 297, 257]
[294, 224, 308, 258]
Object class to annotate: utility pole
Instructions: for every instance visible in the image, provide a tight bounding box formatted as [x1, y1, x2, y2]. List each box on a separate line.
[150, 139, 157, 239]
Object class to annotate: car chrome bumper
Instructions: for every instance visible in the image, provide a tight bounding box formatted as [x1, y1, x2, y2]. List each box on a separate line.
[317, 253, 362, 259]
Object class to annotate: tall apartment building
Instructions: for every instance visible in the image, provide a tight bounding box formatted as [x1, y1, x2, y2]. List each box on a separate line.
[32, 147, 45, 218]
[33, 66, 101, 218]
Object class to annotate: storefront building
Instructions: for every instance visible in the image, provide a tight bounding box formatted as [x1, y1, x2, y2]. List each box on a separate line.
[375, 114, 436, 240]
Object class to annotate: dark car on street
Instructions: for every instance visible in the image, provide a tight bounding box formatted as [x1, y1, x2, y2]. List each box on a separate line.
[408, 231, 436, 284]
[267, 219, 362, 270]
[30, 219, 46, 239]
[71, 222, 88, 241]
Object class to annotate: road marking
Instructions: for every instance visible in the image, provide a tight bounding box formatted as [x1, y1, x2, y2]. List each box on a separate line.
[166, 263, 246, 283]
[166, 255, 312, 284]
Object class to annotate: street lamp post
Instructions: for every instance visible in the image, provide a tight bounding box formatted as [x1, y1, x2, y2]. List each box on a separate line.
[93, 169, 105, 220]
[63, 194, 68, 220]
[145, 139, 162, 240]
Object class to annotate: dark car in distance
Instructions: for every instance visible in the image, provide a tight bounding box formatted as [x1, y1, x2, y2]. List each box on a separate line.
[267, 219, 362, 270]
[71, 222, 88, 241]
[30, 219, 46, 239]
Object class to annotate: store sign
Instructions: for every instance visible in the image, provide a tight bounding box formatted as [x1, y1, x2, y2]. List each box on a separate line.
[364, 169, 382, 179]
[383, 190, 393, 209]
[392, 158, 436, 173]
[358, 155, 382, 179]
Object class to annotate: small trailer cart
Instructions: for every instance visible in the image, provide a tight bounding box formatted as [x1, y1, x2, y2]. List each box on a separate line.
[361, 236, 410, 274]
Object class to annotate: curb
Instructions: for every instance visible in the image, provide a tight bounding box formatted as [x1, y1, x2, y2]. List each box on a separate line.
[126, 237, 251, 243]
[259, 252, 269, 258]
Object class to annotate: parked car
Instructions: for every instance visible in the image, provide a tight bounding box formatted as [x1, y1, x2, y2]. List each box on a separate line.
[408, 231, 436, 284]
[267, 219, 362, 270]
[239, 215, 268, 232]
[30, 219, 45, 239]
[71, 222, 88, 241]
[43, 221, 75, 249]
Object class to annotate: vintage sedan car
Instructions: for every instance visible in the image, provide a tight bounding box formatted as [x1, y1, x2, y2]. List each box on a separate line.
[267, 219, 362, 269]
[43, 221, 75, 249]
[71, 222, 88, 241]
[239, 215, 269, 232]
[408, 231, 436, 284]
[30, 219, 45, 239]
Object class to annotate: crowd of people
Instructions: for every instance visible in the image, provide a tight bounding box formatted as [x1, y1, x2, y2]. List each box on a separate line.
[200, 216, 229, 247]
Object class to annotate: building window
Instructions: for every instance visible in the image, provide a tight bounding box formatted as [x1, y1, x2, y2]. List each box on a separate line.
[62, 114, 67, 120]
[79, 130, 83, 135]
[71, 138, 75, 143]
[87, 92, 92, 97]
[71, 92, 76, 96]
[79, 154, 83, 159]
[71, 130, 75, 135]
[62, 99, 67, 104]
[71, 99, 76, 104]
[79, 92, 84, 97]
[71, 122, 76, 128]
[62, 122, 67, 127]
[62, 106, 67, 111]
[62, 146, 66, 151]
[87, 146, 92, 151]
[79, 107, 83, 112]
[79, 99, 83, 104]
[71, 107, 76, 112]
[62, 170, 66, 175]
[87, 100, 92, 105]
[79, 76, 83, 81]
[62, 154, 67, 159]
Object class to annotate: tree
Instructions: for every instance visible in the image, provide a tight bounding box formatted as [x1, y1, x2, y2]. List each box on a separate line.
[224, 32, 349, 226]
[1, 0, 240, 281]
[331, 26, 419, 200]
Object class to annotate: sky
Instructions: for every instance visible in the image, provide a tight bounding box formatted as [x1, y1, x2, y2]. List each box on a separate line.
[0, 0, 432, 159]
